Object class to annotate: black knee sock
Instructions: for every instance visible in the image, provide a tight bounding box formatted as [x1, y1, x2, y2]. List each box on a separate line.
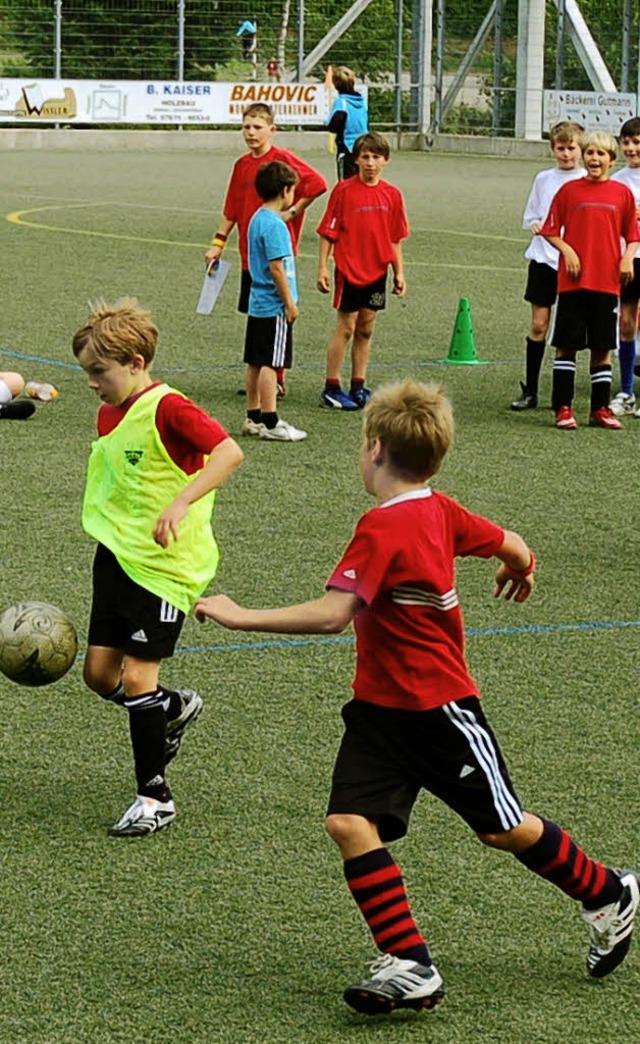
[515, 818, 622, 909]
[590, 364, 612, 412]
[525, 337, 545, 395]
[125, 690, 171, 800]
[552, 359, 576, 409]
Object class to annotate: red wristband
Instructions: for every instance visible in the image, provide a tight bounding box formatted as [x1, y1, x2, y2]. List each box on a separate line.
[511, 551, 535, 577]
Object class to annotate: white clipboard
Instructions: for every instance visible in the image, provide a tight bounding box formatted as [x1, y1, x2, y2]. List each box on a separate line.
[196, 259, 231, 315]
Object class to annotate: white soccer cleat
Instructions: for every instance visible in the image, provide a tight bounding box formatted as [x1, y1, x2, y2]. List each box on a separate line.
[583, 870, 640, 978]
[343, 953, 445, 1015]
[109, 795, 176, 838]
[259, 419, 307, 442]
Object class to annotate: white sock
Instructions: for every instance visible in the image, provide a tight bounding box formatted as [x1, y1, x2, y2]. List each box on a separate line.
[0, 379, 12, 405]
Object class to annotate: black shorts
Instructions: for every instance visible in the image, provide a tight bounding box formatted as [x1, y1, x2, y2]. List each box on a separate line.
[243, 313, 293, 369]
[620, 259, 640, 304]
[238, 268, 252, 314]
[524, 260, 557, 307]
[327, 697, 523, 842]
[88, 544, 185, 661]
[334, 271, 387, 313]
[551, 290, 619, 352]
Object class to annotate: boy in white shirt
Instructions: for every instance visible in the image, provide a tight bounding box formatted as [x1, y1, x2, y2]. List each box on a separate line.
[609, 117, 640, 416]
[511, 121, 585, 411]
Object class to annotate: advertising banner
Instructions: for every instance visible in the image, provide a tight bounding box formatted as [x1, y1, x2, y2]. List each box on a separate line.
[0, 79, 334, 125]
[543, 90, 637, 134]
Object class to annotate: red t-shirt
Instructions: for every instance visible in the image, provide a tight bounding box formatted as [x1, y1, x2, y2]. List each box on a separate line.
[326, 488, 504, 711]
[223, 147, 328, 268]
[97, 383, 229, 474]
[540, 177, 640, 295]
[316, 177, 409, 286]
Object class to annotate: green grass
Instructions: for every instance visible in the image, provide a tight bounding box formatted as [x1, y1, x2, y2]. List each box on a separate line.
[0, 145, 638, 1043]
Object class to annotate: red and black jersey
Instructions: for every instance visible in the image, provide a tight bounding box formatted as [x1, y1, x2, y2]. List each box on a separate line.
[223, 147, 327, 268]
[316, 177, 409, 286]
[541, 177, 640, 295]
[327, 488, 504, 711]
[97, 383, 229, 474]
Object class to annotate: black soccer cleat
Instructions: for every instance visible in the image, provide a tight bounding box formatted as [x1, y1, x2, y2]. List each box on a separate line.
[0, 400, 36, 420]
[583, 870, 640, 978]
[343, 954, 445, 1016]
[510, 381, 538, 411]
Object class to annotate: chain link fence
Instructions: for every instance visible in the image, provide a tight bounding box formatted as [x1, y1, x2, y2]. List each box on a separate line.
[0, 1, 638, 136]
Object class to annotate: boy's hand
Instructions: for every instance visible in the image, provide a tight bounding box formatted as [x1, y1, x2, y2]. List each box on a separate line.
[317, 266, 331, 294]
[153, 501, 188, 547]
[494, 563, 534, 603]
[285, 302, 299, 323]
[392, 275, 406, 297]
[194, 594, 243, 627]
[205, 245, 221, 267]
[562, 246, 581, 279]
[529, 220, 543, 234]
[620, 258, 634, 286]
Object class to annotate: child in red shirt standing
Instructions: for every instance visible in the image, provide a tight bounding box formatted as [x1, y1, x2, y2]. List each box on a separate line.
[316, 132, 409, 411]
[540, 130, 640, 430]
[205, 103, 327, 398]
[195, 378, 638, 1014]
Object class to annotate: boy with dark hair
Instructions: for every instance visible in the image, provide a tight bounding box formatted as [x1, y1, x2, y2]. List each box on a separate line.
[541, 131, 640, 430]
[242, 160, 306, 442]
[609, 116, 640, 415]
[326, 66, 369, 180]
[317, 131, 409, 411]
[511, 120, 584, 411]
[205, 103, 327, 397]
[195, 377, 638, 1014]
[73, 298, 243, 837]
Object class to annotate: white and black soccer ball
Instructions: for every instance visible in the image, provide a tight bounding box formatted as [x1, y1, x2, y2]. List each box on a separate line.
[0, 601, 78, 686]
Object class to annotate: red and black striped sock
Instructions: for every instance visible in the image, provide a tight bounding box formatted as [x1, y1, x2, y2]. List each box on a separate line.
[344, 847, 431, 965]
[515, 818, 622, 909]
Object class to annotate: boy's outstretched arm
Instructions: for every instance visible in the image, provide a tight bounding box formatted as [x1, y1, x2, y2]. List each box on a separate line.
[195, 588, 360, 634]
[153, 437, 244, 548]
[493, 529, 535, 603]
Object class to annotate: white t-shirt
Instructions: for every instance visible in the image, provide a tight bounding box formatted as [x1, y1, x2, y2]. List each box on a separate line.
[523, 166, 586, 269]
[611, 166, 640, 206]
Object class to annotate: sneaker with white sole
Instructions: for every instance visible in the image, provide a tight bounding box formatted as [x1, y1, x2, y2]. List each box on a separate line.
[343, 953, 445, 1015]
[241, 417, 265, 437]
[259, 419, 307, 441]
[320, 386, 359, 411]
[589, 406, 623, 430]
[583, 870, 640, 978]
[609, 392, 636, 417]
[109, 794, 176, 838]
[165, 688, 203, 764]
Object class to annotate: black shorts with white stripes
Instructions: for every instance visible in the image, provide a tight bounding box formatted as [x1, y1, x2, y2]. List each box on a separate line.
[243, 313, 293, 369]
[88, 544, 185, 660]
[327, 696, 523, 842]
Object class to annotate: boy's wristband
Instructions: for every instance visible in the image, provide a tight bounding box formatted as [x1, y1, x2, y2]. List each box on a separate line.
[211, 232, 227, 248]
[289, 205, 298, 218]
[510, 552, 536, 577]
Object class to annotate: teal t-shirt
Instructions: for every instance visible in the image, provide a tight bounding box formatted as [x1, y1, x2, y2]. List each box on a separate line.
[247, 207, 298, 317]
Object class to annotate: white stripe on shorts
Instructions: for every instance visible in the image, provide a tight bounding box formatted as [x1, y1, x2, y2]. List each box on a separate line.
[272, 313, 288, 368]
[443, 701, 522, 830]
[160, 600, 179, 623]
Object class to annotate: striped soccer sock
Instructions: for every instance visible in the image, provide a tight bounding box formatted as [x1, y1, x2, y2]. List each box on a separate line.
[515, 818, 622, 909]
[590, 364, 612, 411]
[344, 848, 432, 965]
[551, 358, 576, 409]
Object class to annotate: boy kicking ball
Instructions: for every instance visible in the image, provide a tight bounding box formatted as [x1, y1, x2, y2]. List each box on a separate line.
[195, 379, 638, 1013]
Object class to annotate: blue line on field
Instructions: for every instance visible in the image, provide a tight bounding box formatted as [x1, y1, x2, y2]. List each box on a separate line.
[175, 617, 640, 657]
[0, 345, 523, 373]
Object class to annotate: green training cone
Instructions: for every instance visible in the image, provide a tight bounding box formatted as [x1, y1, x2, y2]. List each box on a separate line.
[440, 297, 489, 365]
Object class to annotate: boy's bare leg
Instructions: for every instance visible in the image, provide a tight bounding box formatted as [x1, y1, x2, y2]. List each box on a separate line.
[350, 309, 377, 385]
[257, 365, 278, 415]
[614, 299, 639, 405]
[245, 364, 260, 411]
[326, 312, 357, 381]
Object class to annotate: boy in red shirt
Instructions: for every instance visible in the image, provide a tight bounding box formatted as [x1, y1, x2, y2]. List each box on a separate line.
[316, 132, 409, 410]
[195, 378, 638, 1014]
[540, 130, 640, 430]
[205, 103, 327, 398]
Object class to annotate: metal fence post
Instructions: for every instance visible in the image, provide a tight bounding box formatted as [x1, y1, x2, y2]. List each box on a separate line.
[54, 0, 62, 77]
[177, 0, 185, 81]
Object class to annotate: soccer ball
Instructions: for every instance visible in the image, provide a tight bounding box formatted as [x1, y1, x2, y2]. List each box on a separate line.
[0, 601, 78, 686]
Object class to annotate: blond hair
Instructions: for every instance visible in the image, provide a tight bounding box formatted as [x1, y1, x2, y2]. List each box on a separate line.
[549, 120, 584, 146]
[242, 102, 274, 124]
[332, 66, 356, 93]
[581, 130, 617, 160]
[72, 297, 158, 366]
[363, 379, 454, 481]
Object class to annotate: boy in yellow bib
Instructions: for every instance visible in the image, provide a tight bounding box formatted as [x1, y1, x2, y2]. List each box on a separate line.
[73, 298, 243, 837]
